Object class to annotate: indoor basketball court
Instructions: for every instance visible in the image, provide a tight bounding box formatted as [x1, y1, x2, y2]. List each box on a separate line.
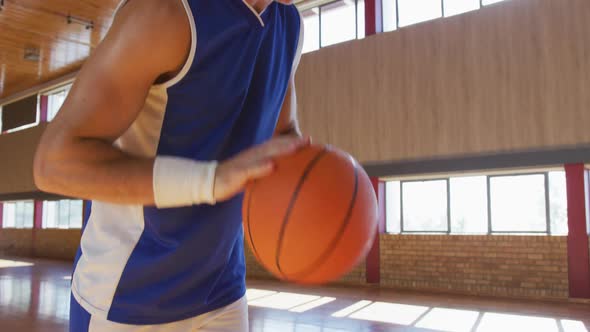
[1, 0, 590, 331]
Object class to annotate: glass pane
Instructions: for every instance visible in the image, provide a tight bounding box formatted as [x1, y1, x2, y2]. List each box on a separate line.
[450, 176, 488, 234]
[444, 0, 480, 17]
[382, 0, 398, 32]
[47, 87, 70, 122]
[321, 0, 357, 47]
[58, 200, 70, 229]
[402, 180, 448, 232]
[23, 201, 34, 228]
[490, 174, 547, 232]
[386, 181, 401, 233]
[15, 202, 25, 228]
[357, 0, 366, 39]
[3, 203, 16, 228]
[397, 0, 442, 27]
[69, 200, 83, 229]
[549, 171, 568, 235]
[301, 9, 320, 53]
[43, 201, 58, 229]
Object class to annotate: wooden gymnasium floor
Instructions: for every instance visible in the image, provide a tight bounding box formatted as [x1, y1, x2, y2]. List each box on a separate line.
[0, 258, 589, 332]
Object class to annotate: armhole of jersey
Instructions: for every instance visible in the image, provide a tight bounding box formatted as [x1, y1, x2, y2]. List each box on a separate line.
[290, 9, 305, 80]
[154, 0, 197, 89]
[112, 0, 197, 90]
[114, 0, 128, 16]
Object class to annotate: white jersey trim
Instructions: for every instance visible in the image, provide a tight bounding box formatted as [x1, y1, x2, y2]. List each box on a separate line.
[155, 0, 197, 89]
[112, 0, 196, 89]
[291, 9, 305, 80]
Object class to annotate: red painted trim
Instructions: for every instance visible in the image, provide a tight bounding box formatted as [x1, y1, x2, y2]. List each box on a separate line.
[39, 95, 49, 123]
[366, 177, 385, 284]
[33, 200, 43, 229]
[0, 202, 3, 228]
[565, 164, 590, 299]
[364, 0, 382, 36]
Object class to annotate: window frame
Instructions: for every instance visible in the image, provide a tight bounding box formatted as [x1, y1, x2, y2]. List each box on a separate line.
[487, 172, 551, 235]
[1, 200, 35, 229]
[400, 178, 450, 234]
[42, 199, 84, 229]
[301, 0, 365, 54]
[387, 169, 566, 236]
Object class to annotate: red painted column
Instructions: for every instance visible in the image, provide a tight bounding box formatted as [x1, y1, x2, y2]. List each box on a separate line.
[33, 201, 43, 229]
[364, 0, 383, 36]
[366, 177, 385, 284]
[363, 0, 383, 283]
[39, 94, 49, 122]
[565, 164, 590, 299]
[32, 200, 44, 257]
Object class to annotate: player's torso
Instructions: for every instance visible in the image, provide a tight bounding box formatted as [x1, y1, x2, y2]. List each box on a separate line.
[72, 0, 302, 324]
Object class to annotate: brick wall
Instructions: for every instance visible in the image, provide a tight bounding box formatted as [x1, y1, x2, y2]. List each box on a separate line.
[0, 229, 574, 300]
[0, 229, 79, 260]
[0, 229, 33, 257]
[33, 229, 80, 260]
[380, 234, 569, 299]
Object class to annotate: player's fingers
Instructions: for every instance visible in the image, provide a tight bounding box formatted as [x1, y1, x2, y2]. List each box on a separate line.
[243, 160, 274, 180]
[254, 136, 309, 160]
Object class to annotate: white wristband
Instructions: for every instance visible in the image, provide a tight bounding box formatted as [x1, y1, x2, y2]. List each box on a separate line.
[153, 156, 218, 208]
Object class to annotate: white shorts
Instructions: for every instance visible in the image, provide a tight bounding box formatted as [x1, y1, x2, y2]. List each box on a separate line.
[70, 294, 249, 332]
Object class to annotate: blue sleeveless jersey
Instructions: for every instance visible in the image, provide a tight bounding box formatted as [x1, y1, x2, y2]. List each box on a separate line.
[71, 0, 303, 324]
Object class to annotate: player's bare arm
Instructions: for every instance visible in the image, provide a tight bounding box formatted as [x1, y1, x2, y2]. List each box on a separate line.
[274, 79, 302, 138]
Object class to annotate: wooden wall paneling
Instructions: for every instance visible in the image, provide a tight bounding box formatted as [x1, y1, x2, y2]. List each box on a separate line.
[296, 0, 590, 163]
[0, 124, 47, 195]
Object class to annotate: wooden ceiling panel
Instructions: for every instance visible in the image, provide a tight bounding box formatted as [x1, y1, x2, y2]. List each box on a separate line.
[0, 0, 314, 100]
[0, 0, 119, 99]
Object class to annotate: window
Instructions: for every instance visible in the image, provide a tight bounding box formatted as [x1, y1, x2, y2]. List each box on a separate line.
[2, 201, 34, 229]
[381, 0, 510, 32]
[450, 176, 488, 234]
[321, 1, 358, 47]
[46, 85, 71, 122]
[385, 170, 569, 235]
[386, 181, 401, 233]
[302, 9, 320, 53]
[381, 0, 398, 32]
[443, 0, 480, 17]
[402, 180, 448, 232]
[42, 200, 83, 229]
[397, 0, 442, 27]
[548, 171, 568, 235]
[301, 0, 365, 54]
[489, 174, 547, 233]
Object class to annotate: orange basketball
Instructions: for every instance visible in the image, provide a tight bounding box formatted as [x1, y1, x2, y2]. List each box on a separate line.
[243, 144, 378, 285]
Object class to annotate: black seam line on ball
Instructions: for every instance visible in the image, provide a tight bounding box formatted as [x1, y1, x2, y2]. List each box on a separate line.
[275, 147, 329, 279]
[246, 180, 263, 263]
[285, 164, 359, 282]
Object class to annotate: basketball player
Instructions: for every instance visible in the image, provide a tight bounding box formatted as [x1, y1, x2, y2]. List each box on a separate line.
[33, 0, 305, 330]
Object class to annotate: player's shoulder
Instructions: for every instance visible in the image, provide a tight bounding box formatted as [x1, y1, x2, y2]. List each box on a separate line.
[115, 0, 188, 33]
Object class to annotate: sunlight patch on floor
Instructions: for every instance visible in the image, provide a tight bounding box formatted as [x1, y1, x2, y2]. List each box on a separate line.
[561, 319, 589, 332]
[0, 259, 34, 269]
[248, 291, 320, 310]
[349, 301, 430, 325]
[331, 300, 372, 318]
[415, 307, 480, 332]
[289, 297, 336, 313]
[477, 313, 558, 332]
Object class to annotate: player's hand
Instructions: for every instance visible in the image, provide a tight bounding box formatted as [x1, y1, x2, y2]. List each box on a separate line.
[213, 136, 310, 202]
